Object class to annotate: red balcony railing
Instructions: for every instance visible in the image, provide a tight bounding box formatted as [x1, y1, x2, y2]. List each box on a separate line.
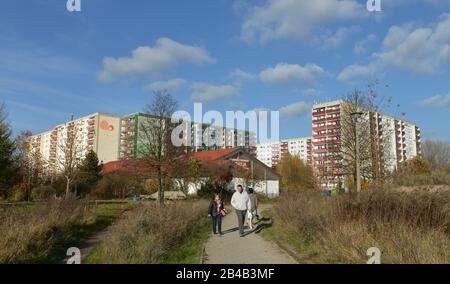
[312, 110, 326, 116]
[326, 109, 340, 114]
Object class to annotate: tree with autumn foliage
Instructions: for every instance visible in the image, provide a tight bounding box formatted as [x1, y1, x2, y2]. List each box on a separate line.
[277, 153, 317, 191]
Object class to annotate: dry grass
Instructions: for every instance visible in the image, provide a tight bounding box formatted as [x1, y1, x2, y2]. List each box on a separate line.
[0, 197, 91, 263]
[85, 200, 208, 264]
[275, 188, 450, 264]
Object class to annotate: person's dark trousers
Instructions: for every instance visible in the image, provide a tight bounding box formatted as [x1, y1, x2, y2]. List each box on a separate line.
[212, 215, 222, 234]
[235, 210, 246, 235]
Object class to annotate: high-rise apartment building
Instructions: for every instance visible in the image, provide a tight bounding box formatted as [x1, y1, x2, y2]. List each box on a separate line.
[119, 113, 257, 159]
[256, 137, 312, 168]
[312, 100, 422, 190]
[30, 113, 122, 177]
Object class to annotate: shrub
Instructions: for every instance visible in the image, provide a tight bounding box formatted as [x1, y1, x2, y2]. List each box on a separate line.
[0, 197, 91, 263]
[7, 184, 26, 202]
[277, 153, 317, 191]
[86, 200, 208, 263]
[92, 173, 142, 199]
[197, 180, 232, 200]
[390, 170, 450, 187]
[274, 188, 450, 263]
[397, 157, 432, 176]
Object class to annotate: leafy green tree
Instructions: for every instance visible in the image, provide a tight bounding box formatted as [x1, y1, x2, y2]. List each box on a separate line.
[0, 103, 16, 196]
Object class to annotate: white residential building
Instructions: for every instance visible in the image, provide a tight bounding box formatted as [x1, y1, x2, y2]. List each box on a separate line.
[312, 100, 422, 190]
[256, 137, 312, 168]
[30, 113, 122, 177]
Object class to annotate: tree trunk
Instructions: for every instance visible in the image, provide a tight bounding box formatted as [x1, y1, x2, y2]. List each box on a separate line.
[158, 165, 164, 206]
[65, 177, 71, 197]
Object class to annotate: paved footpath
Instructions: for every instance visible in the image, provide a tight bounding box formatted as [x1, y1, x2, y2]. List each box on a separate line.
[203, 205, 297, 264]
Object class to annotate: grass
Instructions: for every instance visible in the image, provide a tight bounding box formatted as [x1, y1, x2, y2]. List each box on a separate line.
[261, 209, 324, 264]
[264, 188, 450, 264]
[161, 218, 210, 264]
[390, 170, 450, 187]
[0, 198, 135, 264]
[85, 200, 209, 264]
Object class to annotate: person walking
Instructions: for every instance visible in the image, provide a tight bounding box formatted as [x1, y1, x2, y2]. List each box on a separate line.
[247, 188, 258, 230]
[208, 193, 226, 235]
[231, 184, 250, 237]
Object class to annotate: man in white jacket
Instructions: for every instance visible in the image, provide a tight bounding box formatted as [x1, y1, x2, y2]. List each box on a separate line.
[231, 184, 251, 237]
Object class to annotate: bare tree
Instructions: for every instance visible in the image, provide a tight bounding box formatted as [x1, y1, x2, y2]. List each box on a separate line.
[56, 122, 85, 196]
[15, 130, 46, 201]
[139, 91, 179, 206]
[422, 140, 450, 171]
[335, 82, 398, 191]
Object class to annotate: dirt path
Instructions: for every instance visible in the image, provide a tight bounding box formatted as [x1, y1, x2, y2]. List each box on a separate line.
[62, 207, 135, 264]
[203, 204, 297, 264]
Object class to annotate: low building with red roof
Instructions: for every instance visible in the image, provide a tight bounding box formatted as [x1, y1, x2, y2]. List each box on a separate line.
[101, 147, 280, 198]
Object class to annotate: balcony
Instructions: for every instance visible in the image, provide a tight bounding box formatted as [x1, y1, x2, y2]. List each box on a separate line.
[312, 118, 327, 124]
[326, 108, 340, 114]
[326, 116, 340, 121]
[312, 110, 326, 116]
[312, 125, 328, 131]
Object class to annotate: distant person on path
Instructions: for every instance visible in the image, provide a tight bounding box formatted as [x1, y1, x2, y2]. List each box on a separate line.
[231, 184, 250, 237]
[208, 193, 226, 235]
[247, 188, 258, 230]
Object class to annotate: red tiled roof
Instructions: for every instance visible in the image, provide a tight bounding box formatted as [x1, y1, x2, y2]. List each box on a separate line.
[189, 147, 241, 161]
[100, 159, 149, 176]
[101, 148, 244, 176]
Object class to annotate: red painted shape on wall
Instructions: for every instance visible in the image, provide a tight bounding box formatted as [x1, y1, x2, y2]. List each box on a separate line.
[100, 120, 114, 131]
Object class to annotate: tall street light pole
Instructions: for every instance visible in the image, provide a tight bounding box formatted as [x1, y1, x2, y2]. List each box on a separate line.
[351, 111, 363, 193]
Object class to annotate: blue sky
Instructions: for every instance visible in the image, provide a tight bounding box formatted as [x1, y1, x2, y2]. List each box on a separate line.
[1, 0, 449, 141]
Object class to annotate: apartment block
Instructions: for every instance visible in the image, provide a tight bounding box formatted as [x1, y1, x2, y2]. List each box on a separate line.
[256, 137, 312, 168]
[30, 113, 122, 177]
[119, 113, 257, 160]
[312, 100, 422, 190]
[31, 111, 257, 174]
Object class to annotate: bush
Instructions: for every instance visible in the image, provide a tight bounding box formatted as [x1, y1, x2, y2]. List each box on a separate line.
[0, 197, 91, 263]
[197, 181, 232, 201]
[30, 185, 56, 201]
[277, 153, 317, 191]
[274, 188, 450, 263]
[92, 173, 142, 199]
[7, 184, 26, 202]
[390, 170, 450, 187]
[86, 200, 208, 263]
[397, 157, 432, 176]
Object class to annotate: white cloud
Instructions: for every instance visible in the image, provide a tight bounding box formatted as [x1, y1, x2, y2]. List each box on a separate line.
[421, 93, 450, 109]
[253, 107, 271, 114]
[191, 83, 238, 102]
[320, 26, 361, 49]
[339, 14, 450, 81]
[383, 0, 450, 7]
[278, 101, 311, 118]
[241, 0, 366, 43]
[354, 34, 377, 54]
[302, 88, 321, 97]
[144, 78, 187, 92]
[260, 63, 327, 86]
[230, 68, 256, 80]
[337, 63, 378, 81]
[98, 38, 213, 81]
